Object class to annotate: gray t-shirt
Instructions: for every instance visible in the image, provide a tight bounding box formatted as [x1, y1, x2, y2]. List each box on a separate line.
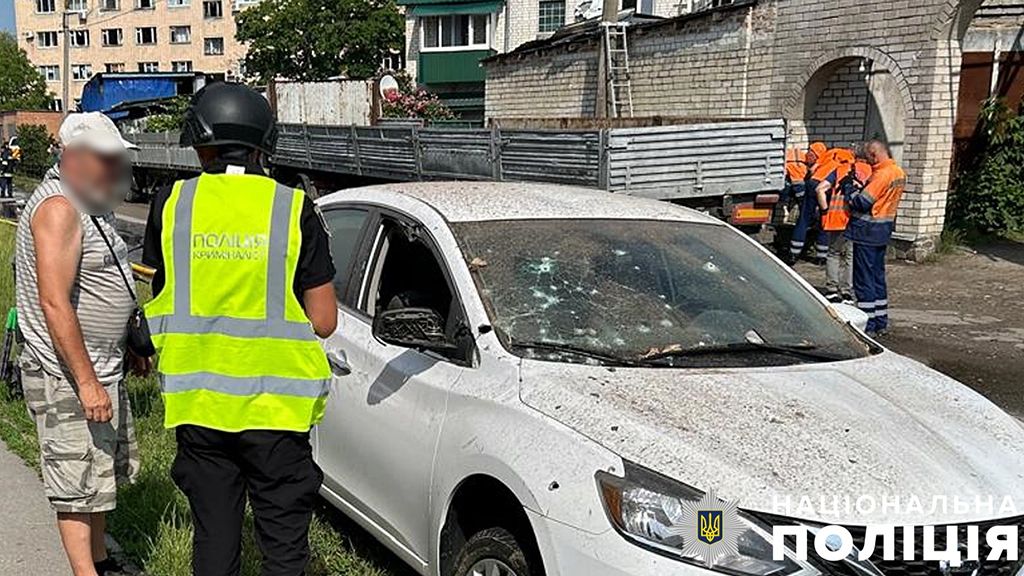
[15, 168, 135, 384]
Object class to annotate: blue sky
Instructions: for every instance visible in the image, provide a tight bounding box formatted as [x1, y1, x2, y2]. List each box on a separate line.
[1, 1, 15, 34]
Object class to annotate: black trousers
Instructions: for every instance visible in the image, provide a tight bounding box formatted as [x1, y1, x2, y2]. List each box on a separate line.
[171, 425, 324, 576]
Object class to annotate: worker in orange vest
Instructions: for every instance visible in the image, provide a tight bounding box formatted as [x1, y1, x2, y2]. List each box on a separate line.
[786, 141, 827, 264]
[844, 140, 906, 336]
[783, 147, 808, 206]
[815, 148, 871, 303]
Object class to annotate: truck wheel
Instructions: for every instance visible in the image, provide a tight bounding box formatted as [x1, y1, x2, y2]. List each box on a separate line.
[452, 527, 533, 576]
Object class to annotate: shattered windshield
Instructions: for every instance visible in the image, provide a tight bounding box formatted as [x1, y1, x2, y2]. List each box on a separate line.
[453, 219, 872, 367]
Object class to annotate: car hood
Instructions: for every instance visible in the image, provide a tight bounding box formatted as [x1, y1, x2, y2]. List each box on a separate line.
[519, 351, 1024, 525]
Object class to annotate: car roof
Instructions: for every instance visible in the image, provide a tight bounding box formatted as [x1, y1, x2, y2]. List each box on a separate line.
[323, 181, 725, 225]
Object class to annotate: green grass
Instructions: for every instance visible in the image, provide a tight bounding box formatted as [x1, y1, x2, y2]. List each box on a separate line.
[0, 221, 402, 576]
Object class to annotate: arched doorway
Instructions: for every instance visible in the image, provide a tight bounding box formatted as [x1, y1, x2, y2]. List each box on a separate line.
[796, 55, 907, 162]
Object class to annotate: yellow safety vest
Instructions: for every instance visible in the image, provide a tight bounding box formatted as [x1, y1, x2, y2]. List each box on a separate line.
[145, 173, 330, 432]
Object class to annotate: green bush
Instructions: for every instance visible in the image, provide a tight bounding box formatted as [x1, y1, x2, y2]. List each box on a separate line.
[145, 96, 191, 133]
[15, 124, 57, 178]
[947, 99, 1024, 235]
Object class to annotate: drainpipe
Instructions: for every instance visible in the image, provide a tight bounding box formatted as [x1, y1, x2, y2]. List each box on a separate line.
[503, 1, 510, 53]
[740, 5, 753, 117]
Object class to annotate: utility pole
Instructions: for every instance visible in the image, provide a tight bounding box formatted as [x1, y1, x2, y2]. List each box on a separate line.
[595, 0, 617, 118]
[61, 1, 71, 116]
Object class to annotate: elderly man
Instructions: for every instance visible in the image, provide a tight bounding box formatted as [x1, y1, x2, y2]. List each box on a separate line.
[15, 113, 142, 576]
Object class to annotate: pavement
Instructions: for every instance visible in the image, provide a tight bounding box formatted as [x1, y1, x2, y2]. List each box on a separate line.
[0, 446, 69, 576]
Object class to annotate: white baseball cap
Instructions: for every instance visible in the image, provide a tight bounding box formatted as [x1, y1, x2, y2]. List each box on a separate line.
[59, 112, 138, 155]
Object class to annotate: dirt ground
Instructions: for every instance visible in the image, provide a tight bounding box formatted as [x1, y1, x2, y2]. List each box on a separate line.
[796, 239, 1024, 419]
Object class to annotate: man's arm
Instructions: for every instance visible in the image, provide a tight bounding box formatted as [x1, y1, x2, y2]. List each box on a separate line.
[32, 197, 112, 423]
[816, 180, 832, 212]
[303, 283, 337, 338]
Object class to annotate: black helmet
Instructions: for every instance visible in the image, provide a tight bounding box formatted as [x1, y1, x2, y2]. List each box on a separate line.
[180, 82, 277, 155]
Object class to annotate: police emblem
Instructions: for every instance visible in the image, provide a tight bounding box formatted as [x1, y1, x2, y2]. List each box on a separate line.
[698, 510, 723, 544]
[680, 490, 741, 567]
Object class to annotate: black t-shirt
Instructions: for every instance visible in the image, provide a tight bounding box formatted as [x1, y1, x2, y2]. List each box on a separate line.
[142, 162, 335, 302]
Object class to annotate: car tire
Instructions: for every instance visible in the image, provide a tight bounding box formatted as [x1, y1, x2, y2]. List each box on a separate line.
[451, 527, 534, 576]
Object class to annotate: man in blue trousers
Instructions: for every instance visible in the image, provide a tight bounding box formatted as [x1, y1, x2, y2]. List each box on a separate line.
[844, 140, 906, 337]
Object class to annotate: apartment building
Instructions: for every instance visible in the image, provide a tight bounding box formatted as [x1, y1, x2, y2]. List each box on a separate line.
[14, 0, 257, 111]
[397, 0, 695, 121]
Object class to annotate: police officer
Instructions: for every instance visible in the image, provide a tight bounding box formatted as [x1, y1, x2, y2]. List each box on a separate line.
[141, 82, 338, 576]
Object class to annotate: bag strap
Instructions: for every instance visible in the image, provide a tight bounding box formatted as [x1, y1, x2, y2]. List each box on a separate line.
[89, 215, 138, 303]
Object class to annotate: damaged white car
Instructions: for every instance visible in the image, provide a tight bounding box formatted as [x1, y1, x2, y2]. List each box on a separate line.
[313, 182, 1024, 576]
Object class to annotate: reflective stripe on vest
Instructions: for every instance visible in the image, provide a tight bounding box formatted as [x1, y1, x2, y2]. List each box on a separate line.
[146, 175, 330, 433]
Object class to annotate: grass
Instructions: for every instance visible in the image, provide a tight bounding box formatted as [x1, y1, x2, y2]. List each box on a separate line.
[0, 221, 402, 576]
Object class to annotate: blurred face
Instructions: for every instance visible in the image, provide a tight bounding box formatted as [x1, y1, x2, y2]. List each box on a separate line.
[865, 142, 888, 165]
[805, 150, 818, 165]
[60, 146, 130, 213]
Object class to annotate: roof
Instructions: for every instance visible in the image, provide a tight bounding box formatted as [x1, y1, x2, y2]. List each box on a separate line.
[483, 0, 756, 64]
[324, 181, 724, 224]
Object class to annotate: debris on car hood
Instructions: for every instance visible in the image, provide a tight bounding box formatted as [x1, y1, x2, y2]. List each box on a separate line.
[519, 351, 1024, 525]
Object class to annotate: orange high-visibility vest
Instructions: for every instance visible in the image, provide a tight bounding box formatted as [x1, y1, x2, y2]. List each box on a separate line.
[785, 148, 808, 182]
[822, 160, 870, 232]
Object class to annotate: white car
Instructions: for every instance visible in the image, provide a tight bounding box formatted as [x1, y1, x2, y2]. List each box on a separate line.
[312, 182, 1024, 576]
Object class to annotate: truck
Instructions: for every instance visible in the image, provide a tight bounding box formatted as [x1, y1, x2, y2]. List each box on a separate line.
[127, 113, 787, 229]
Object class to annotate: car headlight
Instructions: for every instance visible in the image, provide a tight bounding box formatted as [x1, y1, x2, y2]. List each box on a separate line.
[597, 461, 817, 576]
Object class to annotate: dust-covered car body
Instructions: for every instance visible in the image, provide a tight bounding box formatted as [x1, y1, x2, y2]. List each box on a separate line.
[312, 182, 1024, 576]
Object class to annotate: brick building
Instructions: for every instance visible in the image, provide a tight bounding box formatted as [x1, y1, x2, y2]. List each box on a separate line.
[13, 0, 255, 111]
[397, 0, 705, 120]
[483, 0, 1024, 257]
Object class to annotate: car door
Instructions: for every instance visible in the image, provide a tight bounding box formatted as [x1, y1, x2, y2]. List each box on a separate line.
[317, 207, 474, 565]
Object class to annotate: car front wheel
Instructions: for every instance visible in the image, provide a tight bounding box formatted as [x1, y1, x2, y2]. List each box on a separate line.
[452, 527, 534, 576]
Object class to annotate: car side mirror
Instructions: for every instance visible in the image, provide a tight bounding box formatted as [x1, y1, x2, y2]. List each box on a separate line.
[373, 307, 458, 353]
[831, 303, 869, 332]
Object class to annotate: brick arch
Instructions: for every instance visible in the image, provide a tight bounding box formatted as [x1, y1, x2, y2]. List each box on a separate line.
[782, 46, 915, 123]
[927, 0, 987, 43]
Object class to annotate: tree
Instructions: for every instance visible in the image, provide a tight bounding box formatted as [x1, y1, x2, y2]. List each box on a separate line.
[0, 32, 51, 112]
[236, 0, 404, 83]
[16, 124, 58, 177]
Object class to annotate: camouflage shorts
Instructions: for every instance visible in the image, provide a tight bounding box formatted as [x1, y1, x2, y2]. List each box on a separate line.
[21, 360, 139, 514]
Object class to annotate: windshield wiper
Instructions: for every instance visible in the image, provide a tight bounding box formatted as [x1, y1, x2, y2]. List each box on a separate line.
[639, 334, 849, 364]
[507, 340, 644, 367]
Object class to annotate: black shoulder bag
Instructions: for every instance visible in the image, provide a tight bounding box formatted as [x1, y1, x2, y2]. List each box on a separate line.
[90, 216, 156, 357]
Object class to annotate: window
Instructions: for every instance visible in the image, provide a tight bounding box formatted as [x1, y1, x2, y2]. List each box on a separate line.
[136, 27, 157, 45]
[100, 0, 120, 11]
[171, 60, 193, 72]
[37, 31, 59, 48]
[167, 0, 190, 6]
[39, 65, 60, 81]
[105, 62, 126, 73]
[50, 98, 63, 112]
[323, 208, 370, 304]
[69, 29, 89, 47]
[538, 0, 565, 33]
[204, 37, 224, 55]
[36, 0, 56, 13]
[137, 61, 159, 72]
[71, 64, 92, 81]
[420, 14, 489, 50]
[170, 26, 191, 44]
[203, 0, 223, 18]
[136, 0, 155, 9]
[102, 28, 123, 46]
[361, 218, 471, 363]
[67, 0, 88, 11]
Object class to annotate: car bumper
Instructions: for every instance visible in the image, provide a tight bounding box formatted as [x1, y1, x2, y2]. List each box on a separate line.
[529, 509, 715, 576]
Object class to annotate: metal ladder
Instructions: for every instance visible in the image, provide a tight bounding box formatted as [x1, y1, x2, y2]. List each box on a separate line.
[604, 22, 634, 118]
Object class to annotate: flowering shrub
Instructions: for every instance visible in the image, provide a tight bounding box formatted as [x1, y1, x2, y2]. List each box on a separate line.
[380, 85, 456, 122]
